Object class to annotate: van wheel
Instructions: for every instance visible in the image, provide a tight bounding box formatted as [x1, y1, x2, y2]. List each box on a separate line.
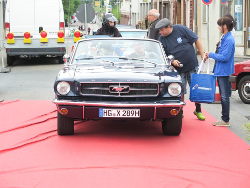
[58, 56, 64, 64]
[162, 110, 183, 136]
[238, 75, 250, 104]
[57, 112, 74, 135]
[7, 55, 15, 66]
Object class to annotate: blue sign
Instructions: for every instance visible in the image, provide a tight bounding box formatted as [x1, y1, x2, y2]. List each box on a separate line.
[221, 0, 228, 4]
[202, 0, 213, 5]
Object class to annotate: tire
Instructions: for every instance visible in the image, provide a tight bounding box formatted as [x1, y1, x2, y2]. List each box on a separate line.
[57, 112, 74, 135]
[162, 110, 183, 136]
[238, 75, 250, 104]
[58, 56, 64, 64]
[7, 55, 15, 66]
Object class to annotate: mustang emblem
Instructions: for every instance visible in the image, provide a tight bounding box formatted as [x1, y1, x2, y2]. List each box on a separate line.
[109, 85, 130, 93]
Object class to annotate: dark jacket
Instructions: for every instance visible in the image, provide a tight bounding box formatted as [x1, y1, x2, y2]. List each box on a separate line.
[147, 19, 160, 40]
[96, 22, 122, 37]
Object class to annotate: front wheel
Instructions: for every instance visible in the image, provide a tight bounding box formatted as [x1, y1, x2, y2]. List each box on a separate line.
[57, 112, 74, 135]
[238, 75, 250, 104]
[57, 56, 64, 64]
[162, 110, 183, 136]
[7, 55, 15, 66]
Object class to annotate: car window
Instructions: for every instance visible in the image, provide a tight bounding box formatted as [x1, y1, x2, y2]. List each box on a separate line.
[73, 39, 165, 65]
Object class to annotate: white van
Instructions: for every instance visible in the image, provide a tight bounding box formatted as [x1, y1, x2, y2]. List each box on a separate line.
[4, 0, 66, 65]
[5, 0, 65, 38]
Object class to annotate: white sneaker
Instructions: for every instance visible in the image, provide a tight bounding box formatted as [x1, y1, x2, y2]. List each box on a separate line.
[212, 121, 230, 127]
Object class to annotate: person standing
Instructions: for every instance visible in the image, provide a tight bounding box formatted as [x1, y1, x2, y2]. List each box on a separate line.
[155, 18, 206, 120]
[88, 27, 91, 35]
[95, 13, 121, 37]
[204, 17, 235, 126]
[147, 9, 160, 40]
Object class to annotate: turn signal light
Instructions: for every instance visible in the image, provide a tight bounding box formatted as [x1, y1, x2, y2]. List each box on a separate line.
[5, 22, 10, 33]
[73, 30, 82, 43]
[40, 31, 48, 43]
[59, 108, 69, 115]
[170, 109, 179, 116]
[6, 32, 15, 44]
[57, 31, 65, 43]
[23, 32, 32, 44]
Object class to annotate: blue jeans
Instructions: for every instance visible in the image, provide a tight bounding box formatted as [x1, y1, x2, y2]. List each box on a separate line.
[180, 68, 197, 94]
[217, 76, 231, 122]
[180, 68, 201, 112]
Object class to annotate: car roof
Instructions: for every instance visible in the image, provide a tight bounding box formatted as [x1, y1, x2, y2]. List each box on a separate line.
[116, 24, 136, 29]
[77, 37, 160, 44]
[119, 28, 147, 32]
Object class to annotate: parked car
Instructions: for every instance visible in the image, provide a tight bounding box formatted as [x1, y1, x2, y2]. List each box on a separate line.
[92, 28, 147, 38]
[119, 29, 147, 39]
[53, 38, 185, 136]
[230, 60, 250, 104]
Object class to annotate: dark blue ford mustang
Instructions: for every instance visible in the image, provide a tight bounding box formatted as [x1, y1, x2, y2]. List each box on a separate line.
[53, 38, 185, 136]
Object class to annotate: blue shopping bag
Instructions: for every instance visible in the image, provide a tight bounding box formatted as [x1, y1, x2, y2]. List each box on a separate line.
[190, 61, 216, 103]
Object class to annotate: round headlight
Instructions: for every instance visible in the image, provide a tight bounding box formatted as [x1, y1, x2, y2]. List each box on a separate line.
[168, 83, 181, 96]
[57, 81, 70, 95]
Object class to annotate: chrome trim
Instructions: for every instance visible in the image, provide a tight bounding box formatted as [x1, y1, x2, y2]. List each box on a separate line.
[53, 99, 185, 107]
[82, 105, 85, 119]
[80, 82, 159, 97]
[154, 107, 157, 120]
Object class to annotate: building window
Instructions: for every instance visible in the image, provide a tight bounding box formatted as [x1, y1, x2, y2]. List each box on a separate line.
[221, 0, 233, 16]
[234, 0, 243, 31]
[234, 0, 244, 45]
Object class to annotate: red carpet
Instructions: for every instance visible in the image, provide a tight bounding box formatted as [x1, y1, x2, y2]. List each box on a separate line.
[0, 100, 249, 187]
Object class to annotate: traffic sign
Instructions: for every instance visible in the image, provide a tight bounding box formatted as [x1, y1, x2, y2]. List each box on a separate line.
[221, 0, 228, 4]
[95, 1, 100, 7]
[202, 0, 213, 5]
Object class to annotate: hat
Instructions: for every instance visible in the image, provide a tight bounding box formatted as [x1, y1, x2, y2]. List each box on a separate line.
[155, 18, 171, 29]
[104, 13, 118, 22]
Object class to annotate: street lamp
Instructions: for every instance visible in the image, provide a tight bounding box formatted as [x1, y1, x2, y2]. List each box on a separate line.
[82, 0, 89, 32]
[129, 0, 132, 25]
[68, 0, 71, 25]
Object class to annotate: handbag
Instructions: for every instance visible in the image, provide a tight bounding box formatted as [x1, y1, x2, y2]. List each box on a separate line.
[190, 60, 216, 103]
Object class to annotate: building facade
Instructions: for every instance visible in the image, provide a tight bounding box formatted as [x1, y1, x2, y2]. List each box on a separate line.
[120, 0, 249, 57]
[120, 0, 151, 27]
[152, 0, 249, 57]
[197, 0, 249, 56]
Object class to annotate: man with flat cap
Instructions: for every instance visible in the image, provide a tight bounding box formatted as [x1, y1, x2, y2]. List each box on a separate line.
[155, 18, 206, 120]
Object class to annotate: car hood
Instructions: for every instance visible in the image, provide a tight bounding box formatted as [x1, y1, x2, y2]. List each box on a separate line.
[72, 64, 181, 83]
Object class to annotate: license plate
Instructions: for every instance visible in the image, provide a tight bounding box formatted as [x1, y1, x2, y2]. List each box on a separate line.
[99, 108, 140, 118]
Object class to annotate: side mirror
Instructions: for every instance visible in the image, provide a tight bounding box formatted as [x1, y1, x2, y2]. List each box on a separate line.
[63, 54, 70, 63]
[167, 55, 174, 65]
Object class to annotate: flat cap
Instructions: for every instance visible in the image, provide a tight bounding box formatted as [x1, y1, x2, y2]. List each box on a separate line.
[155, 18, 171, 29]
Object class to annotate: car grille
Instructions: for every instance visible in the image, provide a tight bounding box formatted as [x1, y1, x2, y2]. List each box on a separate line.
[80, 82, 159, 97]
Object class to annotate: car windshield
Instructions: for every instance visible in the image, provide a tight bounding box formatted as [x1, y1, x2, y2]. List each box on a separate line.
[73, 39, 166, 65]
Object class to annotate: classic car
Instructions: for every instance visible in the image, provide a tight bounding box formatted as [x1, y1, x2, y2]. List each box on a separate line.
[53, 38, 185, 136]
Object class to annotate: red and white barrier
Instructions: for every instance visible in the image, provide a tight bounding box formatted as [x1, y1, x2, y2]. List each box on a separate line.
[213, 80, 221, 103]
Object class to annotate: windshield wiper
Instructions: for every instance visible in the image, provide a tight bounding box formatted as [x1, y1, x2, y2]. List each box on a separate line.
[75, 58, 115, 66]
[118, 57, 157, 67]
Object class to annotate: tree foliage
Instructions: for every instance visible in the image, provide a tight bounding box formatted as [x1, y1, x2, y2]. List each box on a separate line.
[62, 0, 81, 23]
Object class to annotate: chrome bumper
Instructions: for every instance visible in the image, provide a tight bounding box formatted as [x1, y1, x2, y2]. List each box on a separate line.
[53, 99, 185, 108]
